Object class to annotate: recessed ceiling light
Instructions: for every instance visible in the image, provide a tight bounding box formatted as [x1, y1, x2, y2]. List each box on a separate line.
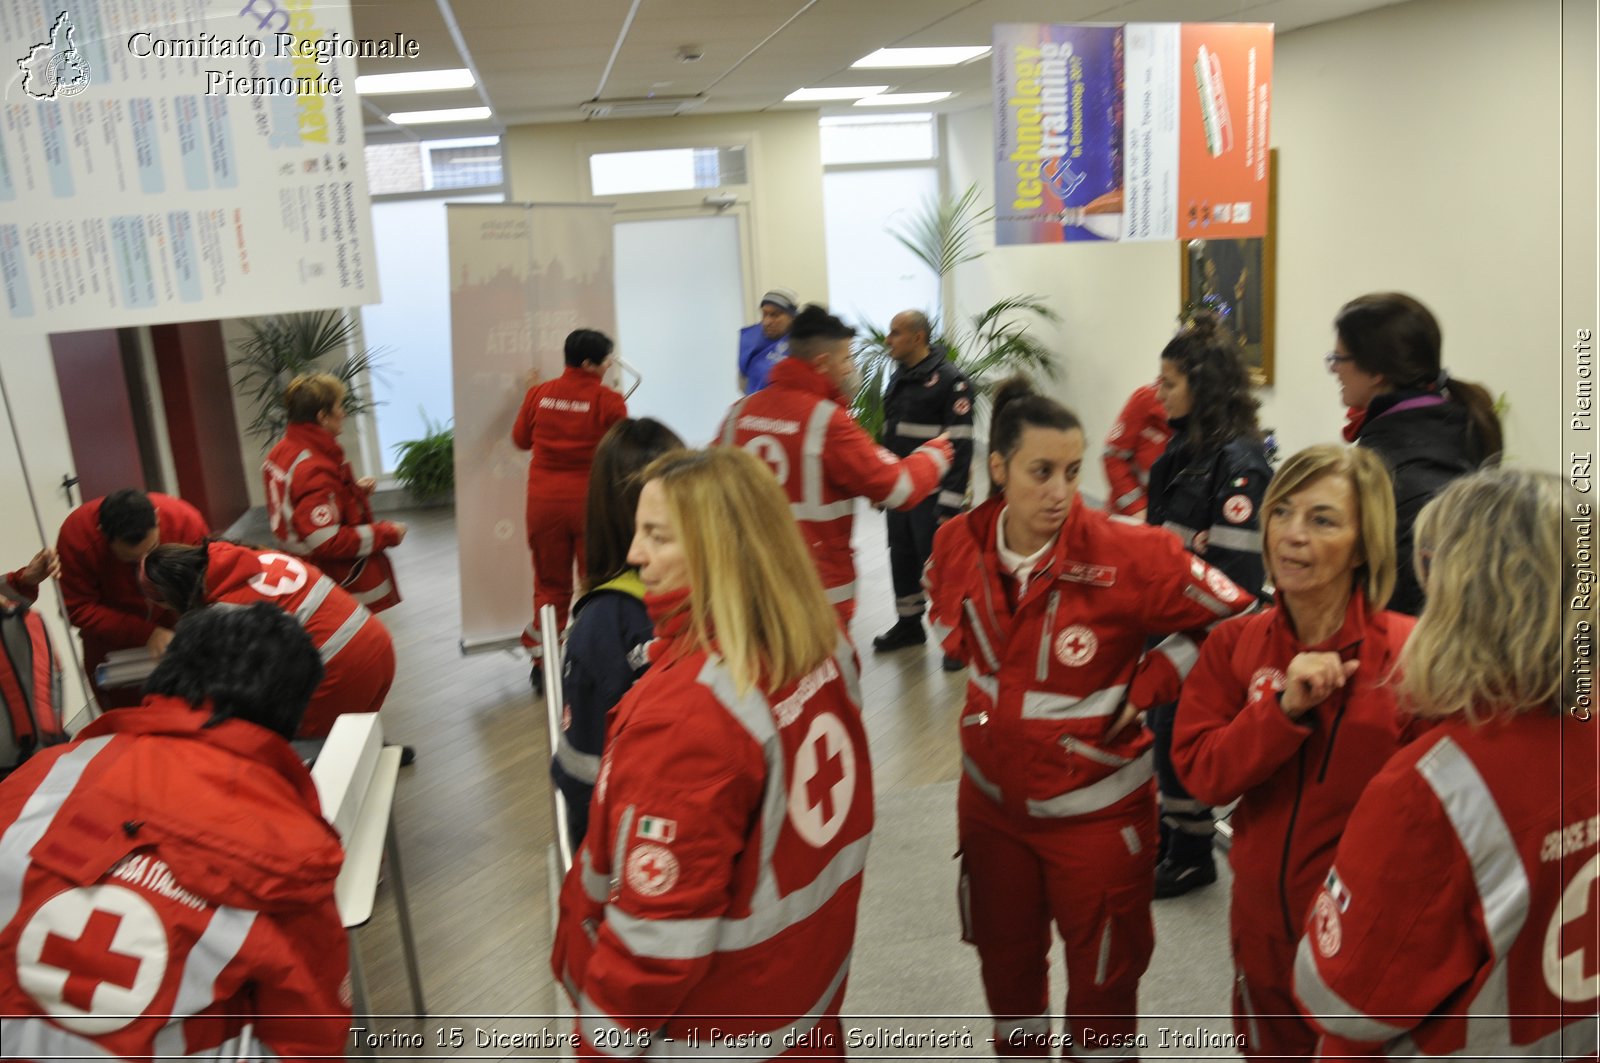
[854, 91, 953, 106]
[852, 46, 990, 68]
[355, 68, 475, 95]
[784, 85, 889, 102]
[388, 107, 493, 124]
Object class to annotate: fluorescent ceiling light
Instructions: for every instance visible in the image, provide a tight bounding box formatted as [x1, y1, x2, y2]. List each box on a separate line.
[854, 92, 953, 106]
[852, 46, 990, 68]
[784, 85, 889, 102]
[388, 107, 492, 124]
[356, 68, 475, 94]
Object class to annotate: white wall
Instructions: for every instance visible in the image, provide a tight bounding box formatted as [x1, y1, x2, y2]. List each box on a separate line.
[504, 111, 830, 310]
[943, 0, 1571, 505]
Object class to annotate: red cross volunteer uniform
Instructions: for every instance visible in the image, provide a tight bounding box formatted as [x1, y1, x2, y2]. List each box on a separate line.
[720, 357, 952, 625]
[551, 588, 873, 1058]
[264, 421, 402, 612]
[926, 494, 1253, 1055]
[0, 698, 348, 1060]
[1294, 708, 1599, 1059]
[1102, 383, 1173, 518]
[511, 366, 628, 660]
[191, 542, 395, 738]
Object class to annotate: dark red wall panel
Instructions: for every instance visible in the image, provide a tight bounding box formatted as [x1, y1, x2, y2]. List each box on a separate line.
[150, 321, 250, 530]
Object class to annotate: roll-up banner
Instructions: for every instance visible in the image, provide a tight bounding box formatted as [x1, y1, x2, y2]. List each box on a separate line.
[0, 0, 380, 333]
[994, 22, 1273, 246]
[448, 203, 615, 654]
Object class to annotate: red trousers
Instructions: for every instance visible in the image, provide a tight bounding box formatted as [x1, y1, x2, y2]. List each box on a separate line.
[524, 488, 586, 658]
[296, 623, 396, 738]
[958, 778, 1158, 1059]
[1231, 921, 1319, 1062]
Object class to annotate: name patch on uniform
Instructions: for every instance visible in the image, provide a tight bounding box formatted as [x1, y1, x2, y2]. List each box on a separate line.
[539, 398, 592, 412]
[1057, 561, 1116, 587]
[772, 659, 840, 728]
[736, 415, 800, 435]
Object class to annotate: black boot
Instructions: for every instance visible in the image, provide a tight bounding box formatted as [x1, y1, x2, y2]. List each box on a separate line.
[872, 617, 927, 653]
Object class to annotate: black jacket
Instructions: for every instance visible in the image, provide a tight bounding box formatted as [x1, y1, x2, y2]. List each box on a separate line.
[1147, 420, 1273, 599]
[1355, 391, 1481, 616]
[881, 348, 975, 518]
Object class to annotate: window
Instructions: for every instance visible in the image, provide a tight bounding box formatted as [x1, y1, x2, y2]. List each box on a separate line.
[364, 137, 503, 195]
[819, 114, 936, 165]
[588, 146, 748, 197]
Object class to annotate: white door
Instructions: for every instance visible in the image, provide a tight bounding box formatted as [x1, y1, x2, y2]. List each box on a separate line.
[613, 215, 746, 446]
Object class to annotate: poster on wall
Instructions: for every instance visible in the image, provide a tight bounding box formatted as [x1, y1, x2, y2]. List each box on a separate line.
[448, 202, 615, 654]
[0, 0, 381, 335]
[993, 21, 1272, 246]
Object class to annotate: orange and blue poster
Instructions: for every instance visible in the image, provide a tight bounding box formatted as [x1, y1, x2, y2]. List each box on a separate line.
[994, 21, 1271, 245]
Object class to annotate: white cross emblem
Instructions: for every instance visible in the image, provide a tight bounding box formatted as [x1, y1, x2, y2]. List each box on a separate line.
[249, 552, 308, 597]
[743, 435, 791, 487]
[788, 713, 856, 848]
[17, 885, 167, 1034]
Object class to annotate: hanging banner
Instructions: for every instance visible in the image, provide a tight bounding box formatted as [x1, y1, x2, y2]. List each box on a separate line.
[0, 0, 382, 334]
[448, 203, 615, 654]
[994, 21, 1272, 246]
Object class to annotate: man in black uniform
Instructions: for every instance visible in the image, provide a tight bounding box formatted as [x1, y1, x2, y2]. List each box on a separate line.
[871, 310, 974, 668]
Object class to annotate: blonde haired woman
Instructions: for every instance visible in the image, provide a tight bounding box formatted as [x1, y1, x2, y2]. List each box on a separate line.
[551, 447, 872, 1057]
[262, 373, 406, 611]
[1295, 468, 1598, 1055]
[1172, 445, 1416, 1060]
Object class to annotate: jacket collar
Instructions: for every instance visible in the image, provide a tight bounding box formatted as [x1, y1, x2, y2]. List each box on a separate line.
[283, 420, 346, 464]
[891, 348, 947, 384]
[1272, 588, 1377, 656]
[768, 356, 846, 403]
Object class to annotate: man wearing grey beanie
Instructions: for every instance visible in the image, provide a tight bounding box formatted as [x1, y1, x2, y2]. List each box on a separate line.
[737, 288, 797, 393]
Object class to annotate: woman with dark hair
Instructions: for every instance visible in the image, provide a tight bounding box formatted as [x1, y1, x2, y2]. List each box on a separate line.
[140, 539, 396, 739]
[512, 328, 628, 686]
[925, 377, 1253, 1056]
[263, 373, 406, 613]
[1328, 291, 1503, 616]
[551, 417, 684, 850]
[1146, 311, 1275, 897]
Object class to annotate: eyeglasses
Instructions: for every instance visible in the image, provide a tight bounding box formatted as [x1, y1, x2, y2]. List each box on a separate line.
[1323, 351, 1354, 373]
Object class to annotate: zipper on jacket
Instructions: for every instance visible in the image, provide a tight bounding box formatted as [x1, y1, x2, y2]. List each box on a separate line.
[1278, 749, 1307, 939]
[610, 805, 636, 899]
[1060, 734, 1131, 768]
[1036, 590, 1061, 681]
[1316, 642, 1363, 783]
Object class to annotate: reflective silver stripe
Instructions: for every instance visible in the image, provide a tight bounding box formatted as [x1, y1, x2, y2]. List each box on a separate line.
[930, 619, 954, 645]
[318, 605, 371, 665]
[0, 736, 115, 924]
[962, 601, 1000, 671]
[937, 489, 965, 508]
[302, 524, 338, 551]
[1292, 936, 1411, 1042]
[1208, 524, 1262, 552]
[720, 399, 749, 446]
[580, 846, 610, 903]
[893, 421, 941, 440]
[355, 524, 376, 558]
[922, 440, 952, 477]
[969, 673, 998, 701]
[655, 953, 852, 1060]
[1161, 796, 1208, 814]
[1162, 520, 1200, 548]
[945, 425, 974, 441]
[834, 637, 863, 710]
[962, 755, 1003, 803]
[0, 577, 26, 604]
[1020, 684, 1127, 720]
[265, 449, 316, 551]
[577, 993, 654, 1057]
[1183, 583, 1237, 618]
[800, 399, 835, 522]
[1027, 751, 1154, 818]
[1120, 825, 1142, 854]
[293, 575, 337, 624]
[825, 580, 856, 605]
[1035, 591, 1061, 681]
[881, 469, 914, 509]
[153, 907, 260, 1058]
[557, 733, 602, 784]
[1094, 917, 1112, 985]
[1114, 487, 1144, 510]
[1105, 446, 1134, 461]
[1237, 970, 1266, 1048]
[1150, 633, 1200, 680]
[1139, 426, 1167, 444]
[792, 498, 855, 522]
[351, 578, 394, 606]
[1061, 736, 1132, 769]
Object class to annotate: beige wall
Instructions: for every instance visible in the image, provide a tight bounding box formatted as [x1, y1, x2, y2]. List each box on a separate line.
[503, 110, 829, 310]
[944, 0, 1571, 504]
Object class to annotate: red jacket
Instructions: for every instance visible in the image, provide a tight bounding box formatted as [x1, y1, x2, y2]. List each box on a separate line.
[926, 495, 1253, 821]
[1102, 383, 1172, 516]
[56, 493, 210, 674]
[200, 542, 395, 736]
[552, 588, 872, 1054]
[1294, 710, 1599, 1059]
[263, 422, 401, 612]
[719, 357, 952, 612]
[512, 366, 628, 492]
[0, 698, 348, 1061]
[2, 567, 36, 606]
[1171, 593, 1415, 940]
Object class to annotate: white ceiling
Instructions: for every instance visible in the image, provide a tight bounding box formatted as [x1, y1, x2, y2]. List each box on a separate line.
[352, 0, 1409, 142]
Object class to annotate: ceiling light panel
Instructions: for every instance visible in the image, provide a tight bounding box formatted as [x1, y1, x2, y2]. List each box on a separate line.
[854, 92, 953, 106]
[355, 68, 476, 94]
[388, 107, 493, 124]
[852, 46, 990, 68]
[784, 86, 889, 102]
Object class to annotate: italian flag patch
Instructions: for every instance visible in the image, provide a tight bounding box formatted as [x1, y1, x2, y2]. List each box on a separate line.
[637, 816, 677, 843]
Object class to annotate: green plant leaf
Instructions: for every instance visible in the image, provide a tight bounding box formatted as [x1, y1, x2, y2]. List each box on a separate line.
[230, 310, 389, 438]
[391, 410, 455, 501]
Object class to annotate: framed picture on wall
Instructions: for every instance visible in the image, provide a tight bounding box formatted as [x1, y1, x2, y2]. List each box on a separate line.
[1179, 148, 1278, 386]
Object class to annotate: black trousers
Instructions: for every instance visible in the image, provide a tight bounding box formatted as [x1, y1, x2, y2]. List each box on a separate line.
[1148, 699, 1215, 864]
[886, 495, 940, 619]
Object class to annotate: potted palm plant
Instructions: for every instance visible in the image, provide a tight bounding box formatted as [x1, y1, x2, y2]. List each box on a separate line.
[391, 413, 455, 505]
[231, 310, 385, 438]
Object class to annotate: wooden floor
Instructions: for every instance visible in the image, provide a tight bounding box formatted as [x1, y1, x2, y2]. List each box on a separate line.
[353, 503, 965, 1055]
